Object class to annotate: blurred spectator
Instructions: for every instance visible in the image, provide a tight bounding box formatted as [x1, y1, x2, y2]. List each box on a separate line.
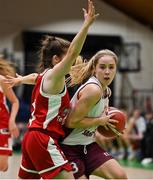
[141, 111, 153, 165]
[144, 96, 152, 113]
[122, 108, 146, 160]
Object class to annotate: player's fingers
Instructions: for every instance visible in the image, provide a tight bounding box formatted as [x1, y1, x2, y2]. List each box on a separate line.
[95, 13, 100, 18]
[107, 113, 116, 118]
[82, 8, 87, 15]
[109, 119, 118, 124]
[5, 76, 13, 81]
[16, 73, 21, 77]
[3, 80, 13, 88]
[107, 122, 116, 129]
[104, 125, 109, 130]
[88, 0, 92, 12]
[11, 129, 19, 138]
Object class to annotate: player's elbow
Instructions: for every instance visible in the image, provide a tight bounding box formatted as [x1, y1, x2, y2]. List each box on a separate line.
[14, 99, 19, 109]
[30, 73, 38, 83]
[65, 118, 79, 128]
[65, 120, 75, 128]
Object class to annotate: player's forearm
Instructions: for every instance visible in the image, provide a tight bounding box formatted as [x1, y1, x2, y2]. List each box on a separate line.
[66, 116, 101, 128]
[20, 73, 38, 85]
[61, 1, 97, 74]
[9, 100, 19, 123]
[69, 23, 90, 57]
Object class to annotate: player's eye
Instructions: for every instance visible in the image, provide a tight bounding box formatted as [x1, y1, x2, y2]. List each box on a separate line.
[100, 65, 106, 69]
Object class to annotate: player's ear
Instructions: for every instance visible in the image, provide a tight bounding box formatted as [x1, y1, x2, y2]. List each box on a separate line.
[52, 55, 61, 65]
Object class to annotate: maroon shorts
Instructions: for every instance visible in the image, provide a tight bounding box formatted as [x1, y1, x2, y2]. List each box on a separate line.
[61, 142, 113, 179]
[18, 130, 72, 179]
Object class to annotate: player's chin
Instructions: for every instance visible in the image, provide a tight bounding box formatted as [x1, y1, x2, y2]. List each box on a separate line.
[104, 79, 112, 86]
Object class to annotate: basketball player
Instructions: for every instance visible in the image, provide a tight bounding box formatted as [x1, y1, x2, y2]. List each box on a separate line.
[5, 52, 127, 179]
[61, 49, 127, 179]
[5, 0, 99, 179]
[0, 58, 19, 172]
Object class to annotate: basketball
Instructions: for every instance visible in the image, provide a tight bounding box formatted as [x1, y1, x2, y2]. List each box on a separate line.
[97, 107, 127, 138]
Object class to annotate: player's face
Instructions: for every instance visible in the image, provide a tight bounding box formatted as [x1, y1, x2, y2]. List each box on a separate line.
[95, 55, 116, 87]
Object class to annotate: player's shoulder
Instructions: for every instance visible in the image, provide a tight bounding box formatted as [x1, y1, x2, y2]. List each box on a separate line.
[82, 83, 101, 95]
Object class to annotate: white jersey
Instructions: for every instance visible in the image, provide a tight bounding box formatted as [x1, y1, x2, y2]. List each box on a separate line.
[62, 76, 109, 145]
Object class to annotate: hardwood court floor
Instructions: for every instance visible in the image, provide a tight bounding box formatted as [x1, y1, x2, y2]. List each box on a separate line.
[0, 153, 153, 179]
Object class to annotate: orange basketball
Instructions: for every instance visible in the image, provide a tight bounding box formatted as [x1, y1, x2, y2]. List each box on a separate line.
[97, 107, 127, 138]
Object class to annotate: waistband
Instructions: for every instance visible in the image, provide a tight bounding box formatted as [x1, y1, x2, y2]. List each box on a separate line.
[28, 128, 61, 140]
[0, 128, 10, 134]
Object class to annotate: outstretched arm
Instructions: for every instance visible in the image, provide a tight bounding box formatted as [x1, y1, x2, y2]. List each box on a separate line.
[56, 0, 99, 76]
[43, 0, 99, 94]
[4, 73, 38, 88]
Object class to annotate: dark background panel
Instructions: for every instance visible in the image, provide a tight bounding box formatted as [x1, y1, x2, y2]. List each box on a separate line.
[22, 31, 123, 106]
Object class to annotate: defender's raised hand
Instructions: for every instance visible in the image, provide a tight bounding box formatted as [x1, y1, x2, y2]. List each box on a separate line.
[83, 0, 99, 26]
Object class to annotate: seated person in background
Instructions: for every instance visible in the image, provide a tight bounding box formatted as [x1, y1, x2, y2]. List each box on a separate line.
[141, 111, 153, 165]
[122, 108, 146, 160]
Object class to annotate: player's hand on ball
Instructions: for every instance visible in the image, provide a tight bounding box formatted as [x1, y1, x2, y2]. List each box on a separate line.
[98, 112, 118, 129]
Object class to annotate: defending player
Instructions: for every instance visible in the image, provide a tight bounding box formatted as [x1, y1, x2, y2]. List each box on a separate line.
[5, 0, 98, 179]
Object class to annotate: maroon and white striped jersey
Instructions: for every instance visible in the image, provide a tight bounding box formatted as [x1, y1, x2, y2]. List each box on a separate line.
[62, 76, 109, 145]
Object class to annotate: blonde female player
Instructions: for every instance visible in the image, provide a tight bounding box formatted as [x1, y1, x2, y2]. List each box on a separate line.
[0, 58, 19, 172]
[5, 0, 99, 179]
[60, 49, 128, 179]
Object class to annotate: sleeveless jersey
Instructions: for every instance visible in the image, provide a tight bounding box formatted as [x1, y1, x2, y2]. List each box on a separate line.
[27, 70, 71, 139]
[62, 76, 109, 145]
[0, 86, 10, 128]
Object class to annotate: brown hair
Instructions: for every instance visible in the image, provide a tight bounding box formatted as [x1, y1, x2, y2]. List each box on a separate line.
[38, 35, 70, 72]
[69, 49, 118, 86]
[0, 58, 16, 77]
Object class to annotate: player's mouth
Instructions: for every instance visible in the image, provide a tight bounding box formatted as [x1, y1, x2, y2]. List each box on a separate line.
[104, 77, 110, 81]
